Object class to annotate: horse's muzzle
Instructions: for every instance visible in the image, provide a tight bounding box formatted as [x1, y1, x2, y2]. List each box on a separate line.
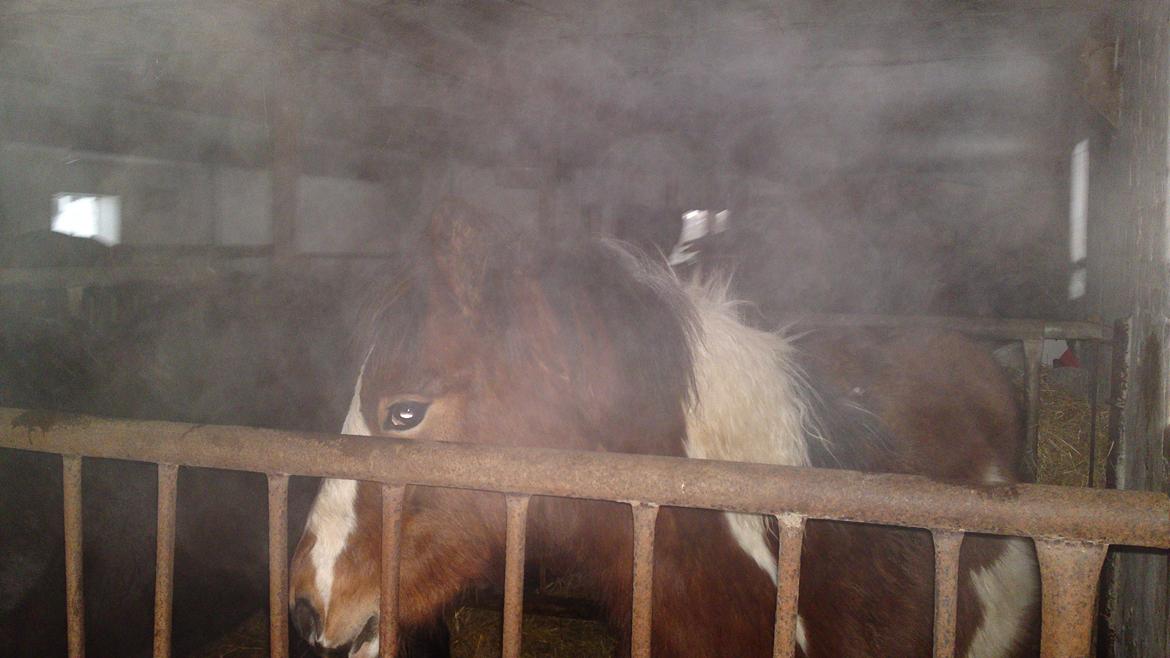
[291, 598, 377, 658]
[291, 598, 322, 648]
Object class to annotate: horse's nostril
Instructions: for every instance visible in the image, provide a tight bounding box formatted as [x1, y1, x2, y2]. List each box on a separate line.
[350, 615, 378, 655]
[291, 597, 322, 645]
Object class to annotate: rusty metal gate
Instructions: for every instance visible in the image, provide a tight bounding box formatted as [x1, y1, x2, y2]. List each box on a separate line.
[1, 407, 1167, 658]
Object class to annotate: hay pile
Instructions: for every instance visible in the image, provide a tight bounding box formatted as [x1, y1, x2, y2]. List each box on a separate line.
[447, 606, 613, 658]
[191, 612, 266, 658]
[190, 599, 615, 658]
[1034, 366, 1110, 488]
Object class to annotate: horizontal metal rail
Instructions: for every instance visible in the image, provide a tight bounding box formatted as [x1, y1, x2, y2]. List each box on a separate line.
[0, 265, 225, 289]
[788, 313, 1112, 342]
[0, 263, 1122, 344]
[0, 252, 402, 288]
[3, 407, 1167, 658]
[5, 409, 1161, 546]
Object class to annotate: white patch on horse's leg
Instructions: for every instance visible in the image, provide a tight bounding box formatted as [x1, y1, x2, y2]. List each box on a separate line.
[725, 513, 778, 580]
[964, 538, 1039, 658]
[724, 513, 811, 655]
[305, 354, 372, 631]
[679, 282, 816, 655]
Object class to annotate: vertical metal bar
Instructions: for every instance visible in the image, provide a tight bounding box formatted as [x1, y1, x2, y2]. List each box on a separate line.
[502, 495, 531, 658]
[1022, 338, 1044, 478]
[931, 530, 964, 658]
[1035, 539, 1108, 658]
[62, 454, 85, 658]
[379, 485, 406, 658]
[1105, 317, 1131, 489]
[153, 464, 179, 658]
[772, 514, 805, 658]
[267, 474, 289, 658]
[631, 503, 659, 658]
[1086, 340, 1102, 487]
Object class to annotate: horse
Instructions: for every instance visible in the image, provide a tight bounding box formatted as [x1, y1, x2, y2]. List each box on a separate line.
[0, 270, 451, 657]
[289, 199, 1040, 657]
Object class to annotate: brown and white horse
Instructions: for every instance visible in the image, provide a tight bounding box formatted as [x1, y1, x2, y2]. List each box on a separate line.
[289, 200, 1040, 657]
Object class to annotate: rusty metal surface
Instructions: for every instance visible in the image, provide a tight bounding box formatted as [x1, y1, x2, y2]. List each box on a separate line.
[930, 530, 964, 658]
[1022, 338, 1044, 479]
[1035, 540, 1109, 658]
[788, 314, 1112, 342]
[1105, 317, 1132, 489]
[62, 454, 85, 658]
[1085, 339, 1104, 488]
[267, 474, 289, 658]
[771, 514, 805, 658]
[630, 503, 659, 658]
[379, 485, 405, 658]
[4, 409, 1167, 550]
[381, 482, 409, 655]
[502, 495, 530, 658]
[153, 464, 179, 658]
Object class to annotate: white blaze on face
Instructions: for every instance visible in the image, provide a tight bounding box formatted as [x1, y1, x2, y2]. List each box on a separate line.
[305, 351, 372, 630]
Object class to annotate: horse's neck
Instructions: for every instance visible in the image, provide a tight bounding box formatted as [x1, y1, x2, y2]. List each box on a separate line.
[681, 283, 813, 469]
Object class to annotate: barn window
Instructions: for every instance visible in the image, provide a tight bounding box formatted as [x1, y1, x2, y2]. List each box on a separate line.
[52, 193, 121, 245]
[1068, 139, 1089, 300]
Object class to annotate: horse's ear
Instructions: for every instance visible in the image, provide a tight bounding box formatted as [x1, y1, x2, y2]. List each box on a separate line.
[425, 198, 507, 316]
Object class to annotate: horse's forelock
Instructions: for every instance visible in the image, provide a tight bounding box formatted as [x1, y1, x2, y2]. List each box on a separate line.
[355, 276, 434, 408]
[488, 242, 699, 451]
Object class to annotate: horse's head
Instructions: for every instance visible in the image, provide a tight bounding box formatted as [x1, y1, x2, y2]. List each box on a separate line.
[288, 200, 695, 655]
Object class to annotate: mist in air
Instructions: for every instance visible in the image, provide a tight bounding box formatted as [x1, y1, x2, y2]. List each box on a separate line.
[0, 0, 1107, 322]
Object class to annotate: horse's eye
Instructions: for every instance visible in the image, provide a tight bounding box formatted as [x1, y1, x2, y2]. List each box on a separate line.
[384, 401, 430, 431]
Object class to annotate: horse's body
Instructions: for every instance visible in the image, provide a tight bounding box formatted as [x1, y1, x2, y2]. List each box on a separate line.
[291, 200, 1040, 657]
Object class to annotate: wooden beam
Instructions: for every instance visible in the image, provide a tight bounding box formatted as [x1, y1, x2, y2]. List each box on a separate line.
[1088, 1, 1170, 656]
[0, 43, 270, 121]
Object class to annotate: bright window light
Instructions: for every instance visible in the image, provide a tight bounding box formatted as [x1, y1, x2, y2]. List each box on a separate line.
[52, 194, 121, 245]
[1068, 140, 1088, 300]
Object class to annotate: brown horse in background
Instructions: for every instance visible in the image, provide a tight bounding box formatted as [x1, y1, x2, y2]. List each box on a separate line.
[289, 199, 1039, 657]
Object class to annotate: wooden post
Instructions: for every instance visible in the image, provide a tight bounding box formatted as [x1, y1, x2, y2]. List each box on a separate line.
[1086, 2, 1170, 655]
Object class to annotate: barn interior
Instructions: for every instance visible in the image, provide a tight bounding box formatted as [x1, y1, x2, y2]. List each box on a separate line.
[1, 0, 1166, 657]
[0, 0, 1122, 318]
